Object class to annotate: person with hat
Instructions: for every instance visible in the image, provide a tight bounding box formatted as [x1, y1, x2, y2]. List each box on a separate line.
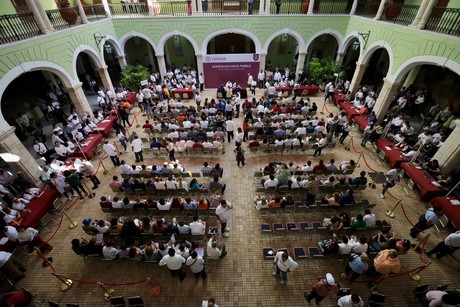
[82, 218, 97, 234]
[305, 273, 340, 304]
[272, 251, 299, 285]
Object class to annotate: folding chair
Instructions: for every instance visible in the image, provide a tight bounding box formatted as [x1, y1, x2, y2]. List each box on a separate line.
[51, 198, 65, 214]
[299, 222, 312, 231]
[294, 247, 308, 259]
[308, 246, 323, 257]
[273, 222, 286, 232]
[39, 213, 57, 232]
[368, 292, 386, 307]
[128, 296, 144, 307]
[263, 248, 275, 259]
[413, 284, 429, 297]
[110, 296, 126, 307]
[48, 302, 60, 307]
[287, 222, 299, 231]
[260, 223, 272, 233]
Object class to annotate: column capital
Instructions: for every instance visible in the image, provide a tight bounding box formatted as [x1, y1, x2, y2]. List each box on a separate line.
[66, 82, 84, 92]
[337, 51, 347, 56]
[298, 51, 308, 56]
[95, 66, 109, 72]
[116, 54, 126, 59]
[355, 62, 369, 68]
[156, 53, 165, 58]
[0, 126, 16, 142]
[382, 77, 402, 88]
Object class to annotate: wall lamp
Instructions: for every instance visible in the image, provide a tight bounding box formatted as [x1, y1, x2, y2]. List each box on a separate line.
[93, 34, 112, 54]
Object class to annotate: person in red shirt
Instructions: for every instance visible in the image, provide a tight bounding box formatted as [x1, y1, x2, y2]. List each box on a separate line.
[305, 273, 340, 304]
[313, 159, 327, 172]
[242, 119, 249, 142]
[142, 120, 154, 132]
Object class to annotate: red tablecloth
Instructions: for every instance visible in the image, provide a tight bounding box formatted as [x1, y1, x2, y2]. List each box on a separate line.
[17, 188, 61, 228]
[334, 92, 346, 106]
[126, 92, 137, 104]
[299, 85, 319, 95]
[172, 88, 194, 99]
[375, 139, 411, 168]
[275, 86, 292, 94]
[354, 116, 368, 130]
[93, 116, 116, 137]
[73, 134, 103, 160]
[215, 88, 248, 99]
[340, 102, 360, 120]
[431, 196, 460, 229]
[401, 163, 447, 201]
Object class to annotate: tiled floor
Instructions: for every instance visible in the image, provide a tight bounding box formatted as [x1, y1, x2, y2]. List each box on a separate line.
[13, 89, 460, 306]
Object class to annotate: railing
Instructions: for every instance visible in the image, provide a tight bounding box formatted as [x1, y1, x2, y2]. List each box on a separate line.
[269, 0, 303, 15]
[0, 12, 40, 45]
[202, 0, 261, 15]
[313, 0, 350, 15]
[160, 2, 193, 16]
[353, 0, 379, 18]
[46, 7, 81, 31]
[425, 7, 460, 37]
[109, 3, 149, 17]
[381, 3, 419, 26]
[85, 4, 109, 21]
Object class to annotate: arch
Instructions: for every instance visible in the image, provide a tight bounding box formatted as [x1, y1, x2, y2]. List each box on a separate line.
[119, 31, 159, 54]
[391, 55, 460, 83]
[201, 28, 262, 55]
[262, 29, 306, 54]
[98, 34, 124, 60]
[72, 45, 106, 79]
[359, 40, 394, 74]
[339, 31, 360, 54]
[304, 29, 344, 53]
[0, 61, 76, 128]
[158, 30, 200, 55]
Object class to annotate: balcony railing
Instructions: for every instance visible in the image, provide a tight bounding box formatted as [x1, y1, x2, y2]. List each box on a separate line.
[85, 4, 109, 21]
[46, 7, 82, 31]
[0, 12, 40, 44]
[353, 0, 380, 18]
[109, 3, 149, 17]
[381, 3, 419, 26]
[313, 0, 351, 15]
[425, 7, 460, 37]
[269, 0, 303, 15]
[202, 0, 261, 16]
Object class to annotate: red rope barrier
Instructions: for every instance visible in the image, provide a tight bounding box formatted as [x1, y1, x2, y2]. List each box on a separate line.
[56, 274, 150, 286]
[361, 155, 378, 173]
[350, 137, 361, 154]
[400, 203, 426, 235]
[385, 189, 399, 200]
[35, 248, 57, 273]
[44, 214, 63, 244]
[323, 102, 331, 114]
[346, 263, 427, 284]
[65, 195, 81, 211]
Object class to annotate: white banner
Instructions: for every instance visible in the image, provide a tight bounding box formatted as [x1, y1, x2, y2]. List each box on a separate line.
[203, 53, 260, 63]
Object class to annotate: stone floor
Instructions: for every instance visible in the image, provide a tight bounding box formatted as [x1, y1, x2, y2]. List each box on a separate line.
[12, 88, 460, 306]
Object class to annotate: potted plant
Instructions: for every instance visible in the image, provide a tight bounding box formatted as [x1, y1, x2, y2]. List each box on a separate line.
[56, 0, 78, 25]
[308, 57, 344, 90]
[120, 65, 150, 91]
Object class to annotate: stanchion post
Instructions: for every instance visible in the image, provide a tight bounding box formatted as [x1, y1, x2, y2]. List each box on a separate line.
[385, 199, 402, 218]
[52, 273, 73, 291]
[409, 262, 432, 281]
[345, 136, 353, 151]
[99, 158, 109, 175]
[82, 180, 95, 199]
[412, 233, 430, 252]
[97, 282, 115, 300]
[62, 211, 78, 229]
[355, 151, 364, 168]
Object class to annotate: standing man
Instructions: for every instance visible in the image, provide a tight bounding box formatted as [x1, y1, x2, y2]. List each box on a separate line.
[17, 227, 53, 254]
[159, 248, 186, 281]
[103, 140, 120, 166]
[272, 251, 298, 285]
[381, 167, 402, 199]
[305, 273, 339, 304]
[247, 73, 254, 91]
[275, 0, 282, 14]
[225, 118, 235, 143]
[258, 70, 265, 89]
[215, 199, 233, 237]
[313, 134, 328, 157]
[410, 207, 443, 239]
[0, 251, 26, 281]
[225, 101, 234, 120]
[166, 140, 175, 162]
[426, 230, 460, 259]
[186, 250, 207, 279]
[248, 0, 254, 14]
[199, 73, 205, 93]
[131, 135, 144, 163]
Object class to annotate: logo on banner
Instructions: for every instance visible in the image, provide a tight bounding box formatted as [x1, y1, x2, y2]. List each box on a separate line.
[253, 54, 260, 61]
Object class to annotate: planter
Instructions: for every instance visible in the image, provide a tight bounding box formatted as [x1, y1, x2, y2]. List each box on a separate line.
[384, 0, 405, 20]
[60, 6, 78, 24]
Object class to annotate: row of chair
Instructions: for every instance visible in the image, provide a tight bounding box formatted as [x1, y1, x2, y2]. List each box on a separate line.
[49, 295, 144, 307]
[255, 200, 376, 216]
[119, 170, 222, 179]
[260, 220, 391, 233]
[101, 205, 218, 219]
[254, 168, 355, 177]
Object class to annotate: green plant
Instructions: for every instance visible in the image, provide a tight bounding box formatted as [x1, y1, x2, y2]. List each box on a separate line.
[120, 65, 150, 90]
[308, 57, 344, 85]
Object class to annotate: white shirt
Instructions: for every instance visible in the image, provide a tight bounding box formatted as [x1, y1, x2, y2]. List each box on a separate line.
[0, 252, 12, 267]
[186, 255, 205, 273]
[207, 238, 222, 258]
[363, 213, 376, 227]
[159, 254, 185, 270]
[4, 226, 18, 241]
[337, 295, 364, 307]
[103, 246, 119, 260]
[274, 251, 299, 272]
[190, 221, 206, 235]
[445, 231, 460, 247]
[17, 227, 39, 242]
[215, 202, 232, 222]
[103, 143, 117, 157]
[225, 120, 235, 132]
[131, 138, 143, 152]
[120, 164, 132, 175]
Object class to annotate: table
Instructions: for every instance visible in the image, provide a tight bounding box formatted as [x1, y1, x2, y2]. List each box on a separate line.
[431, 196, 460, 229]
[275, 86, 292, 95]
[401, 163, 447, 201]
[340, 102, 360, 120]
[17, 188, 61, 228]
[73, 134, 104, 160]
[375, 139, 411, 168]
[299, 85, 319, 95]
[334, 92, 346, 106]
[126, 92, 137, 104]
[354, 116, 368, 131]
[93, 116, 117, 137]
[171, 88, 194, 99]
[216, 88, 248, 99]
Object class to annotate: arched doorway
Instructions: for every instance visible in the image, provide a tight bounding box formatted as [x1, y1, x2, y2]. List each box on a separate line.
[103, 41, 122, 86]
[164, 35, 197, 72]
[306, 34, 339, 63]
[206, 33, 255, 54]
[341, 37, 361, 81]
[266, 34, 298, 79]
[124, 37, 159, 72]
[361, 48, 390, 93]
[76, 52, 103, 94]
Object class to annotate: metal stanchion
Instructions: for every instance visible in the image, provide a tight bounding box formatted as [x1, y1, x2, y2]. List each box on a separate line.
[97, 282, 115, 300]
[355, 151, 364, 168]
[62, 211, 78, 229]
[344, 136, 353, 151]
[52, 273, 73, 291]
[99, 158, 109, 175]
[385, 200, 402, 218]
[82, 180, 95, 199]
[409, 262, 432, 281]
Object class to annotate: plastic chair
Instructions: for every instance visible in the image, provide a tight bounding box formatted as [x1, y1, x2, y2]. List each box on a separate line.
[128, 296, 144, 307]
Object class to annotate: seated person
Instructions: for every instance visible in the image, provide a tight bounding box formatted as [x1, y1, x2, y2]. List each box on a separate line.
[350, 236, 368, 254]
[335, 235, 352, 254]
[340, 160, 356, 170]
[423, 159, 441, 176]
[335, 212, 351, 231]
[99, 196, 112, 209]
[177, 221, 191, 235]
[201, 162, 213, 175]
[263, 175, 278, 189]
[207, 234, 227, 259]
[321, 175, 335, 187]
[322, 192, 340, 207]
[189, 178, 207, 191]
[334, 176, 349, 190]
[268, 196, 282, 208]
[21, 187, 41, 201]
[348, 171, 367, 186]
[71, 238, 103, 256]
[350, 214, 366, 230]
[157, 198, 172, 211]
[102, 241, 119, 260]
[11, 197, 29, 211]
[184, 198, 197, 210]
[95, 219, 111, 234]
[209, 177, 226, 194]
[339, 189, 355, 206]
[189, 216, 206, 235]
[363, 208, 376, 227]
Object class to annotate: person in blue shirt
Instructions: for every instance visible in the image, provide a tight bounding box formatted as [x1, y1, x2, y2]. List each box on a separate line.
[339, 189, 355, 206]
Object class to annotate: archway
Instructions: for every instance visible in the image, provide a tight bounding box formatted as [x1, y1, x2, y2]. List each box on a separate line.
[304, 34, 339, 74]
[361, 48, 390, 92]
[163, 35, 197, 72]
[103, 41, 122, 85]
[341, 37, 361, 81]
[206, 33, 255, 54]
[124, 36, 159, 72]
[266, 34, 298, 79]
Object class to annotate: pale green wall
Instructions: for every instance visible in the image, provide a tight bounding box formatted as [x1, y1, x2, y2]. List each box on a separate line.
[0, 1, 17, 14]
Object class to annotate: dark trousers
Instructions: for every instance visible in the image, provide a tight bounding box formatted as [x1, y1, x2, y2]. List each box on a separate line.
[170, 267, 186, 281]
[226, 111, 233, 120]
[121, 116, 130, 127]
[235, 105, 240, 118]
[227, 131, 234, 142]
[168, 149, 175, 162]
[200, 83, 204, 92]
[220, 221, 227, 234]
[313, 146, 324, 156]
[194, 268, 207, 279]
[134, 150, 144, 162]
[306, 288, 325, 304]
[89, 175, 101, 188]
[339, 131, 349, 144]
[258, 80, 264, 89]
[71, 183, 87, 197]
[410, 215, 429, 238]
[426, 241, 457, 259]
[110, 155, 121, 166]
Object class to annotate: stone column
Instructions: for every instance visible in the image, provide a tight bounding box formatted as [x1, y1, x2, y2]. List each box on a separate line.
[350, 0, 358, 15]
[336, 52, 347, 66]
[101, 0, 112, 17]
[259, 0, 265, 15]
[76, 0, 89, 24]
[96, 66, 115, 94]
[191, 0, 197, 15]
[295, 52, 307, 81]
[259, 53, 267, 71]
[372, 78, 402, 121]
[65, 82, 93, 116]
[0, 127, 41, 184]
[24, 0, 49, 34]
[156, 54, 167, 79]
[33, 0, 54, 32]
[196, 54, 204, 76]
[349, 62, 368, 96]
[433, 119, 460, 174]
[116, 54, 128, 69]
[307, 0, 315, 15]
[417, 0, 438, 29]
[373, 0, 388, 20]
[197, 0, 203, 14]
[409, 0, 429, 27]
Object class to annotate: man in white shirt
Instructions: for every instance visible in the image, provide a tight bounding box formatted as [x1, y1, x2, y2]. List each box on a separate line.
[119, 160, 132, 175]
[159, 248, 186, 281]
[2, 225, 18, 242]
[17, 226, 53, 254]
[381, 168, 402, 198]
[337, 294, 364, 307]
[258, 70, 265, 89]
[225, 119, 235, 143]
[190, 216, 206, 235]
[215, 200, 233, 237]
[313, 134, 328, 157]
[131, 135, 143, 162]
[103, 140, 120, 166]
[186, 251, 207, 279]
[272, 251, 299, 285]
[207, 234, 227, 259]
[263, 175, 279, 189]
[363, 209, 376, 227]
[426, 230, 460, 259]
